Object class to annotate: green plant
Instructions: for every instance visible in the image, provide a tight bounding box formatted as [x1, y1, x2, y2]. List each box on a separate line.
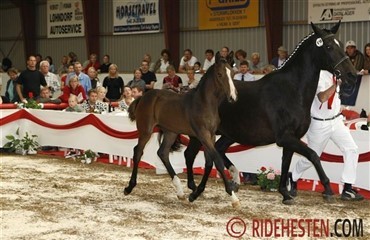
[17, 99, 42, 109]
[257, 166, 281, 191]
[3, 128, 40, 153]
[77, 149, 99, 164]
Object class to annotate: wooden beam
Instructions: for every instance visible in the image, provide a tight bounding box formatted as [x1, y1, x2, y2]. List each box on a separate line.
[264, 0, 283, 63]
[82, 0, 100, 59]
[17, 0, 36, 58]
[161, 0, 180, 69]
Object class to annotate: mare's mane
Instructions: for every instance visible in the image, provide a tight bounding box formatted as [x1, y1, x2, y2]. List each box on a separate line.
[276, 32, 315, 70]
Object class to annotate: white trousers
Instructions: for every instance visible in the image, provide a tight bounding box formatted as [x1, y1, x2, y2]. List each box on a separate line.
[292, 117, 358, 184]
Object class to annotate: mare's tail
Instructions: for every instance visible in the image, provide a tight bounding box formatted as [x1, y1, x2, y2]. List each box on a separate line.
[128, 97, 142, 121]
[157, 130, 182, 152]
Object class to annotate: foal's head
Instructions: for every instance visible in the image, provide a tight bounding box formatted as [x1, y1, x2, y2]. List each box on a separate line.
[311, 21, 357, 88]
[211, 52, 237, 102]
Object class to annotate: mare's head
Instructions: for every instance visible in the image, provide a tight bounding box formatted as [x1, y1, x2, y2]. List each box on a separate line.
[205, 52, 237, 102]
[311, 21, 357, 87]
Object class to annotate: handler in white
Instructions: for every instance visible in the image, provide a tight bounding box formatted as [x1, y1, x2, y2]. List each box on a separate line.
[289, 70, 364, 201]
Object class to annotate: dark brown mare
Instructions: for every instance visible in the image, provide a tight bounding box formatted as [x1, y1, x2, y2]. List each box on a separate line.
[182, 22, 358, 205]
[124, 53, 241, 207]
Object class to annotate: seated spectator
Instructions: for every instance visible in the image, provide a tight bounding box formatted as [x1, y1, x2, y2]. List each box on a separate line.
[186, 69, 199, 89]
[100, 54, 112, 73]
[178, 48, 198, 73]
[118, 86, 135, 110]
[96, 86, 110, 102]
[363, 43, 370, 75]
[131, 85, 144, 99]
[45, 56, 56, 73]
[1, 57, 12, 72]
[83, 53, 101, 73]
[234, 61, 255, 81]
[262, 64, 276, 74]
[40, 60, 61, 98]
[103, 64, 124, 101]
[67, 51, 78, 65]
[66, 61, 92, 94]
[5, 68, 20, 103]
[271, 46, 288, 68]
[59, 75, 87, 103]
[153, 49, 172, 73]
[57, 55, 69, 75]
[143, 53, 156, 72]
[36, 87, 62, 104]
[64, 94, 84, 112]
[87, 66, 100, 89]
[60, 64, 74, 90]
[162, 65, 183, 93]
[220, 46, 230, 59]
[127, 68, 146, 91]
[345, 40, 364, 71]
[193, 62, 202, 73]
[234, 49, 250, 72]
[249, 52, 265, 74]
[140, 60, 157, 91]
[81, 89, 108, 113]
[181, 69, 199, 93]
[203, 49, 215, 73]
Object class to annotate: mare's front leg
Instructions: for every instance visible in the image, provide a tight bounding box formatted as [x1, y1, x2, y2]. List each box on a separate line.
[277, 135, 334, 203]
[279, 148, 295, 205]
[184, 137, 202, 192]
[124, 133, 151, 195]
[157, 132, 185, 199]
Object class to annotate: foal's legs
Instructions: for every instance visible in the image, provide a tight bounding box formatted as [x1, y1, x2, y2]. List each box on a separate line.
[184, 137, 202, 192]
[124, 132, 152, 195]
[189, 132, 240, 208]
[157, 131, 185, 199]
[276, 135, 334, 203]
[215, 136, 240, 191]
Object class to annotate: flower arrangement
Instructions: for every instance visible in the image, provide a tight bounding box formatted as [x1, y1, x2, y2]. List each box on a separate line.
[3, 128, 40, 155]
[16, 99, 42, 109]
[257, 166, 281, 191]
[77, 149, 99, 164]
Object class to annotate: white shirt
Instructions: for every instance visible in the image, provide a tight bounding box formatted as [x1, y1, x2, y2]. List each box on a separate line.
[234, 72, 255, 81]
[310, 70, 341, 119]
[179, 56, 198, 68]
[203, 57, 215, 72]
[44, 72, 61, 97]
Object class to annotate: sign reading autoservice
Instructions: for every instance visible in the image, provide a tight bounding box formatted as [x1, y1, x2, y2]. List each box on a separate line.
[308, 0, 370, 23]
[113, 0, 160, 35]
[47, 0, 85, 38]
[198, 0, 259, 30]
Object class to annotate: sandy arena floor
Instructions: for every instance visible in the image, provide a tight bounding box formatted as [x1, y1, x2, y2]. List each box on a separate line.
[1, 154, 369, 240]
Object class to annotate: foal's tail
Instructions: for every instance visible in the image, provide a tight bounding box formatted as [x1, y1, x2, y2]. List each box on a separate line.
[157, 130, 182, 152]
[128, 97, 142, 122]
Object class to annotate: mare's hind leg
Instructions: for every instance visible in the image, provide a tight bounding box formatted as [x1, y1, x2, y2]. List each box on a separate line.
[277, 135, 334, 203]
[124, 133, 152, 195]
[215, 136, 240, 192]
[279, 148, 295, 205]
[184, 137, 202, 192]
[157, 131, 185, 199]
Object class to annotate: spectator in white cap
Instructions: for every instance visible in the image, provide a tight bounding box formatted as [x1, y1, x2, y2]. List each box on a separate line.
[271, 46, 288, 68]
[345, 40, 364, 71]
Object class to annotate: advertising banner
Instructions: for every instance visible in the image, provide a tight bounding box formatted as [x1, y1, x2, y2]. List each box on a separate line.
[113, 0, 160, 35]
[47, 0, 85, 38]
[198, 0, 259, 30]
[308, 0, 370, 23]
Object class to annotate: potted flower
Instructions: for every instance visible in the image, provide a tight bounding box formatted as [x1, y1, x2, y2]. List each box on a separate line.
[78, 149, 99, 164]
[3, 128, 40, 155]
[257, 166, 281, 192]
